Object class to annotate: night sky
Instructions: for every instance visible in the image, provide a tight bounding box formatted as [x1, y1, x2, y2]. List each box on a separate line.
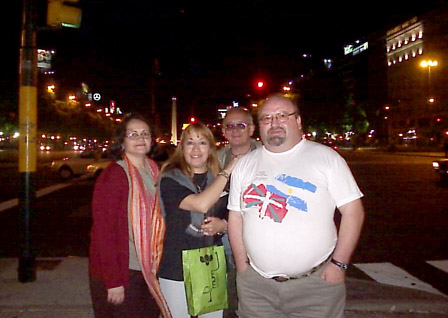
[2, 0, 442, 125]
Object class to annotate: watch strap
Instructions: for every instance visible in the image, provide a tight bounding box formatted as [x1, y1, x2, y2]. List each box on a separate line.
[218, 170, 230, 180]
[331, 258, 349, 270]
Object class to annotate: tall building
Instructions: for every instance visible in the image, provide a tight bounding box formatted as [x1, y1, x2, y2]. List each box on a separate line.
[386, 4, 448, 146]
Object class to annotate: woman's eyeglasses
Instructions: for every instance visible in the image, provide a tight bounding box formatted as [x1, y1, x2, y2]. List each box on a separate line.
[125, 131, 151, 140]
[224, 123, 248, 131]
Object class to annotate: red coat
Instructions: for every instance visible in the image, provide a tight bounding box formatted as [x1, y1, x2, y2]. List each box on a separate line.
[89, 162, 131, 289]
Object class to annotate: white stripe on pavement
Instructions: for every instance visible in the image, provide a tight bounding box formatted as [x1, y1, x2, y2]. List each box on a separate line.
[427, 260, 448, 273]
[0, 183, 72, 213]
[353, 262, 446, 296]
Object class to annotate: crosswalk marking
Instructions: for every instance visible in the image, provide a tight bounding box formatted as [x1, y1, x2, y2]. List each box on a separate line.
[0, 183, 72, 213]
[427, 260, 448, 273]
[353, 262, 447, 297]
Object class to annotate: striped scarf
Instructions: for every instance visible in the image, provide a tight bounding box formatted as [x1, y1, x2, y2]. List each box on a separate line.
[123, 155, 172, 318]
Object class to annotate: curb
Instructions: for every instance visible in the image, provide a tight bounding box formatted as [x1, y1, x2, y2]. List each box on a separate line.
[346, 278, 448, 314]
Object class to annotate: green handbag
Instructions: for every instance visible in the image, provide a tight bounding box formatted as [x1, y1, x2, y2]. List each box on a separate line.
[182, 244, 228, 316]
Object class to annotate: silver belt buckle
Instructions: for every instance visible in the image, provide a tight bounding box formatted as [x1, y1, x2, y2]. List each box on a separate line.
[272, 276, 290, 282]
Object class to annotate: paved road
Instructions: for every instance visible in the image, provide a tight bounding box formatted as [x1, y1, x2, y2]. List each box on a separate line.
[0, 149, 447, 298]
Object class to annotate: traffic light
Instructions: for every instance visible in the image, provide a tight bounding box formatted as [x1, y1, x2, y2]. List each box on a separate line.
[47, 0, 82, 29]
[256, 80, 265, 89]
[190, 116, 197, 123]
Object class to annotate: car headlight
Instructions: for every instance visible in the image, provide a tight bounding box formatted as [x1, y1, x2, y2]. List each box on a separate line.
[432, 162, 440, 169]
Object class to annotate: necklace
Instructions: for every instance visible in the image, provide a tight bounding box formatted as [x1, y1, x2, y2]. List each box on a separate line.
[194, 173, 208, 192]
[230, 145, 251, 158]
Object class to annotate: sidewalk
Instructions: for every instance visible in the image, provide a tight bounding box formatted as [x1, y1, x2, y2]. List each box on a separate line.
[0, 257, 447, 318]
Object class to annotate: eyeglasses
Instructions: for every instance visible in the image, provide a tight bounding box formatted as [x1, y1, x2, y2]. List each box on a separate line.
[259, 112, 297, 124]
[125, 131, 151, 140]
[224, 122, 248, 131]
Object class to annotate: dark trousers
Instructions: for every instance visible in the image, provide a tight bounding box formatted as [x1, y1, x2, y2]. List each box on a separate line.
[90, 269, 160, 318]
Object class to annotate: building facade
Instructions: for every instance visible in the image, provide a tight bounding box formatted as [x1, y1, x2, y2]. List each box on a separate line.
[386, 4, 448, 146]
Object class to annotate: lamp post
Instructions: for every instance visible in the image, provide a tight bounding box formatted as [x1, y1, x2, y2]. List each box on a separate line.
[420, 59, 439, 143]
[420, 59, 438, 100]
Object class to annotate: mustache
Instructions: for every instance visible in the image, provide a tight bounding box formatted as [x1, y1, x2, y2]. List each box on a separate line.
[267, 126, 286, 134]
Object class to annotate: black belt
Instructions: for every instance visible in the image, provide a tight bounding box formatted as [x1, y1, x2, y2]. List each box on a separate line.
[271, 256, 330, 283]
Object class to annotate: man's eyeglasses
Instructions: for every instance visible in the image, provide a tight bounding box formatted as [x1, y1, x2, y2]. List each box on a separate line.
[125, 131, 151, 140]
[224, 123, 248, 131]
[259, 112, 297, 124]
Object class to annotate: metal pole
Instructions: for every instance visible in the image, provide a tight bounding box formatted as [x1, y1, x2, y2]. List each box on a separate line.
[18, 0, 38, 282]
[171, 97, 178, 145]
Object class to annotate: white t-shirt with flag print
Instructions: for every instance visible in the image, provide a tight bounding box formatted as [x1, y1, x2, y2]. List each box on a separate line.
[228, 139, 363, 278]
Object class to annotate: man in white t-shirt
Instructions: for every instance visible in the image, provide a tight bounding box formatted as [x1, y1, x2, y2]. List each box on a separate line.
[228, 94, 365, 318]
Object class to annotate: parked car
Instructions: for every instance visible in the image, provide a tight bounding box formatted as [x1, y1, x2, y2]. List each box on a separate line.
[86, 143, 177, 179]
[432, 159, 448, 182]
[50, 150, 112, 180]
[86, 160, 112, 179]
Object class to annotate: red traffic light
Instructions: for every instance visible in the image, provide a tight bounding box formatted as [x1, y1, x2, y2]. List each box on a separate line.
[256, 81, 265, 89]
[190, 116, 197, 123]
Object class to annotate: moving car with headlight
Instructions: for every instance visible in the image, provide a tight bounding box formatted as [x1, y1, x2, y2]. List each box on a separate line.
[51, 150, 111, 180]
[432, 159, 448, 182]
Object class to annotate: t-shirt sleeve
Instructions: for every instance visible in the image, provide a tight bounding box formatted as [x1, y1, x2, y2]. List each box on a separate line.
[327, 154, 364, 208]
[160, 177, 195, 214]
[227, 158, 244, 213]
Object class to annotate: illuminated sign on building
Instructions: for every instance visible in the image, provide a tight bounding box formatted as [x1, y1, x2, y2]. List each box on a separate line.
[110, 100, 116, 113]
[387, 17, 418, 36]
[37, 49, 54, 69]
[344, 41, 368, 56]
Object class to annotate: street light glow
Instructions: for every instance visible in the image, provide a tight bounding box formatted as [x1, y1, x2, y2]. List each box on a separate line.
[420, 60, 438, 68]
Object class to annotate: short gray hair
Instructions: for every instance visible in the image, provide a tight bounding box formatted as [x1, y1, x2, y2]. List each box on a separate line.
[224, 107, 254, 124]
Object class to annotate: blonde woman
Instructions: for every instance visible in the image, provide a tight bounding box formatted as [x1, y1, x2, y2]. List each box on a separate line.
[159, 123, 238, 318]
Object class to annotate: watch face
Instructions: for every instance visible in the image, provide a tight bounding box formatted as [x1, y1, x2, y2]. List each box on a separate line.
[331, 259, 348, 270]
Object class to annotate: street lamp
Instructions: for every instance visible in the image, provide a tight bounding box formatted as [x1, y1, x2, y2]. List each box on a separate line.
[420, 59, 438, 101]
[420, 59, 438, 68]
[420, 59, 438, 85]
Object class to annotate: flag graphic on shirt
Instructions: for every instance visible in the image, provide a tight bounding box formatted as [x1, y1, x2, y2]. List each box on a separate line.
[243, 174, 317, 223]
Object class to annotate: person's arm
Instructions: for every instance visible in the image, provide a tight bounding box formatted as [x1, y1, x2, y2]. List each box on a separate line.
[228, 210, 249, 272]
[179, 172, 229, 213]
[320, 198, 365, 283]
[91, 164, 129, 303]
[179, 157, 238, 213]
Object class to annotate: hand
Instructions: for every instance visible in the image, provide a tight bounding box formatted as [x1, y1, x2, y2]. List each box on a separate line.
[107, 286, 125, 305]
[223, 156, 240, 174]
[320, 263, 346, 284]
[201, 217, 226, 236]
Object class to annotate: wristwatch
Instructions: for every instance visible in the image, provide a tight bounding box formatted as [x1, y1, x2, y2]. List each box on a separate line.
[331, 258, 349, 270]
[218, 170, 230, 180]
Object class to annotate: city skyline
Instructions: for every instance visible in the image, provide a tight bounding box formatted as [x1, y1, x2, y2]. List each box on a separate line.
[2, 0, 443, 122]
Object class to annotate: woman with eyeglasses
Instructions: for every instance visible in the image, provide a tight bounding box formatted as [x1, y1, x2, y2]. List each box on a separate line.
[89, 113, 171, 318]
[158, 123, 239, 318]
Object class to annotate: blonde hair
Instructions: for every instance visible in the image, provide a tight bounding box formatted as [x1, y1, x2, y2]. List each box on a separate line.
[161, 123, 220, 178]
